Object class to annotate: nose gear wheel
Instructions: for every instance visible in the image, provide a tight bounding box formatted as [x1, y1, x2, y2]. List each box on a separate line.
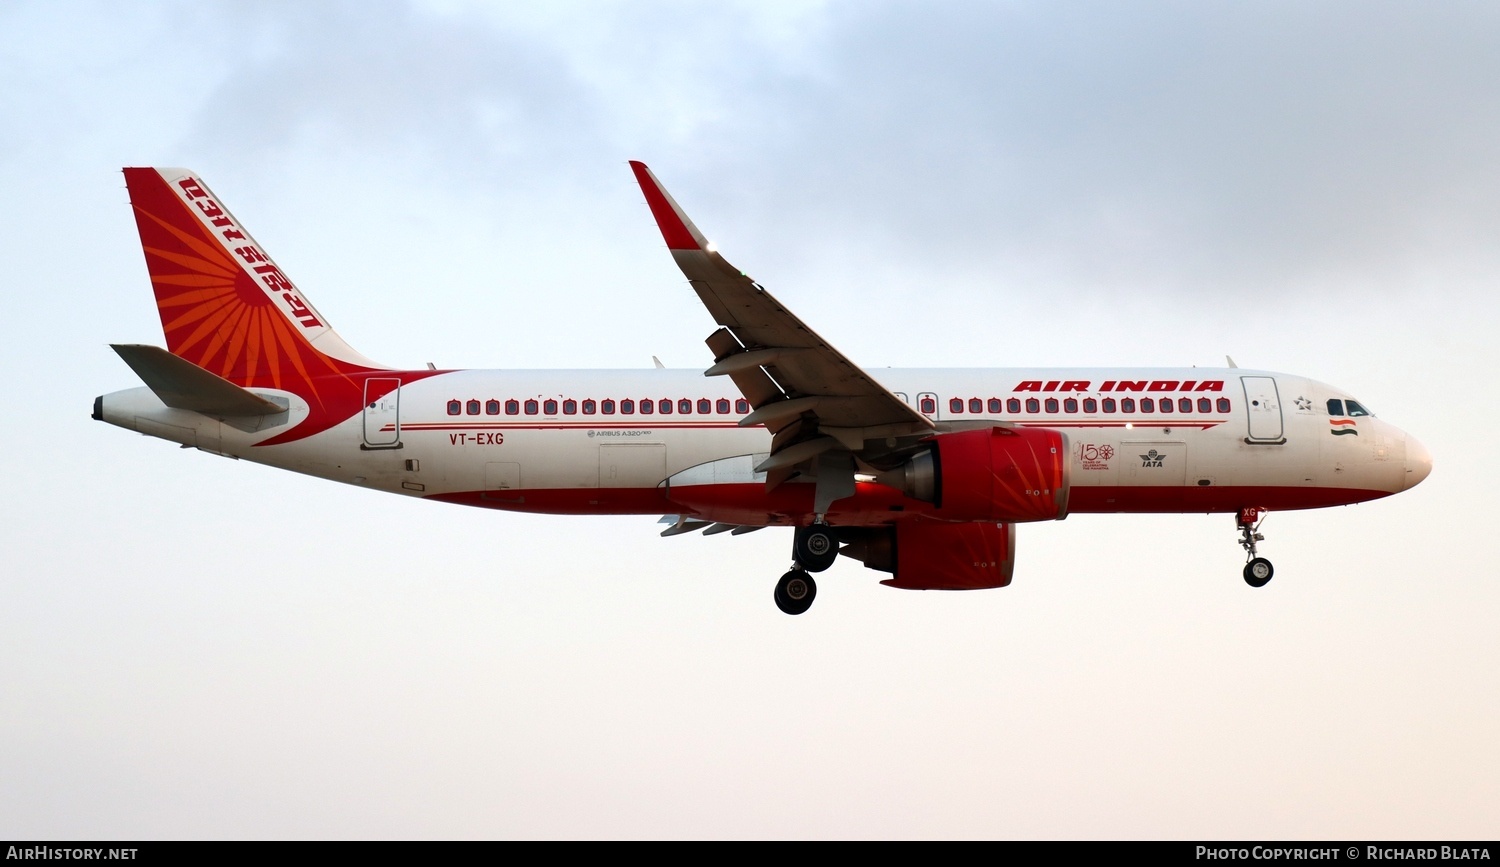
[1236, 508, 1274, 587]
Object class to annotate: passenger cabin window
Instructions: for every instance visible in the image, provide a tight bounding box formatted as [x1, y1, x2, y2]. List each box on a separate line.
[621, 399, 634, 414]
[920, 397, 936, 414]
[543, 399, 557, 415]
[486, 400, 500, 415]
[505, 399, 519, 415]
[697, 399, 711, 414]
[563, 399, 577, 415]
[660, 399, 673, 414]
[524, 399, 539, 415]
[640, 399, 654, 415]
[1140, 398, 1154, 413]
[1007, 398, 1021, 414]
[1179, 397, 1192, 413]
[602, 399, 615, 415]
[969, 398, 983, 413]
[1327, 399, 1345, 416]
[582, 399, 596, 415]
[1083, 398, 1097, 413]
[1063, 398, 1078, 413]
[446, 399, 461, 416]
[1121, 398, 1136, 412]
[949, 398, 964, 413]
[1198, 397, 1212, 413]
[736, 399, 750, 414]
[1346, 400, 1372, 417]
[1217, 397, 1231, 413]
[1044, 398, 1059, 413]
[989, 398, 1003, 413]
[467, 400, 481, 415]
[679, 399, 692, 415]
[1102, 398, 1116, 413]
[1026, 398, 1040, 413]
[716, 398, 731, 414]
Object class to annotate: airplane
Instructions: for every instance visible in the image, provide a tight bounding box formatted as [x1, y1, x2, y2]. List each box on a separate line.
[94, 162, 1432, 615]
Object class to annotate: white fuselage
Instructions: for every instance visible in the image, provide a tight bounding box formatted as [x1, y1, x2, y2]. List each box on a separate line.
[98, 366, 1431, 523]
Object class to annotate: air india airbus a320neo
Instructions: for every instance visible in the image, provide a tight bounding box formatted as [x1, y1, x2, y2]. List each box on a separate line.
[94, 163, 1432, 614]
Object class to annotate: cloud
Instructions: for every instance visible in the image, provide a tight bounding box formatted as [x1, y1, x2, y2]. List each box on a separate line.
[672, 1, 1500, 294]
[183, 2, 608, 191]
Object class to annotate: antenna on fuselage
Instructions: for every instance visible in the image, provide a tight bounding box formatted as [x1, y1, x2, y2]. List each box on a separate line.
[652, 356, 666, 369]
[1226, 355, 1238, 368]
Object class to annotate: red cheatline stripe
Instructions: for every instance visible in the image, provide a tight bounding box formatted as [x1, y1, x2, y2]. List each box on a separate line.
[398, 420, 1227, 432]
[1330, 419, 1356, 426]
[402, 422, 745, 432]
[1015, 421, 1225, 429]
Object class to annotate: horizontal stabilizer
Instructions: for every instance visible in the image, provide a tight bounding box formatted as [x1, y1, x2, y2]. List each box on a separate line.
[111, 344, 286, 416]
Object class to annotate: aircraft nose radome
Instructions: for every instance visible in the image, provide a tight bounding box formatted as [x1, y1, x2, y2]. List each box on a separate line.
[1403, 434, 1432, 491]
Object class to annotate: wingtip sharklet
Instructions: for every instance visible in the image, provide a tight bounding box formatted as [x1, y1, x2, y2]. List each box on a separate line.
[629, 160, 708, 252]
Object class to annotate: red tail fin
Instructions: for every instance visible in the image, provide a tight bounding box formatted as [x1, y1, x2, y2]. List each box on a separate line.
[123, 167, 385, 383]
[123, 168, 436, 444]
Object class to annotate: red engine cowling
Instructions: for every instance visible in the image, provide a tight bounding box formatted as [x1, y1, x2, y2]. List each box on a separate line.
[843, 519, 1017, 590]
[908, 426, 1070, 522]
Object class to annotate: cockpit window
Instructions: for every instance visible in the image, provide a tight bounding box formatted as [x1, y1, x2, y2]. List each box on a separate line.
[1346, 400, 1372, 417]
[1326, 399, 1344, 417]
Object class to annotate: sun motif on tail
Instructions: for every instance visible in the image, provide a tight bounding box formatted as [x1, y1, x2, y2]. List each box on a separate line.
[122, 167, 441, 445]
[135, 203, 348, 403]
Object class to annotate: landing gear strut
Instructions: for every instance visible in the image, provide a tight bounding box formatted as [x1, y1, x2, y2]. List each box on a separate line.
[773, 523, 838, 614]
[774, 569, 816, 615]
[1237, 507, 1274, 588]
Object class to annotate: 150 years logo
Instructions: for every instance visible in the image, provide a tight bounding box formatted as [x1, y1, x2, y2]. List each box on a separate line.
[1075, 443, 1114, 471]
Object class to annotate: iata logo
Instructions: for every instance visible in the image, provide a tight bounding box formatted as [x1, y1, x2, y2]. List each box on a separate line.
[1139, 449, 1167, 468]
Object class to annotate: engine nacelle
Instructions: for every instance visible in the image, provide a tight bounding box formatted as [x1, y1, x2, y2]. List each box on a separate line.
[842, 519, 1018, 590]
[887, 426, 1070, 522]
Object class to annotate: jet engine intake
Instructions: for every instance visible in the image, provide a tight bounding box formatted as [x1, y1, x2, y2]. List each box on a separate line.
[879, 426, 1070, 522]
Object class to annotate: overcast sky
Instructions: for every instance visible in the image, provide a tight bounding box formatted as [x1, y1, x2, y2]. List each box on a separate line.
[2, 0, 1496, 839]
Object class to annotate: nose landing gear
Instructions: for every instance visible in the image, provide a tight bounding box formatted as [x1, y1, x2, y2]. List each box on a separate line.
[1237, 507, 1274, 587]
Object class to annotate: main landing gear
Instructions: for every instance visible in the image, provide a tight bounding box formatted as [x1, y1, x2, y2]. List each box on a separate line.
[793, 524, 838, 573]
[774, 569, 816, 615]
[1237, 507, 1274, 588]
[774, 524, 839, 615]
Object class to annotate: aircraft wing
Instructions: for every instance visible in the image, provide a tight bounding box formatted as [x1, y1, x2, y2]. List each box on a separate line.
[629, 162, 933, 499]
